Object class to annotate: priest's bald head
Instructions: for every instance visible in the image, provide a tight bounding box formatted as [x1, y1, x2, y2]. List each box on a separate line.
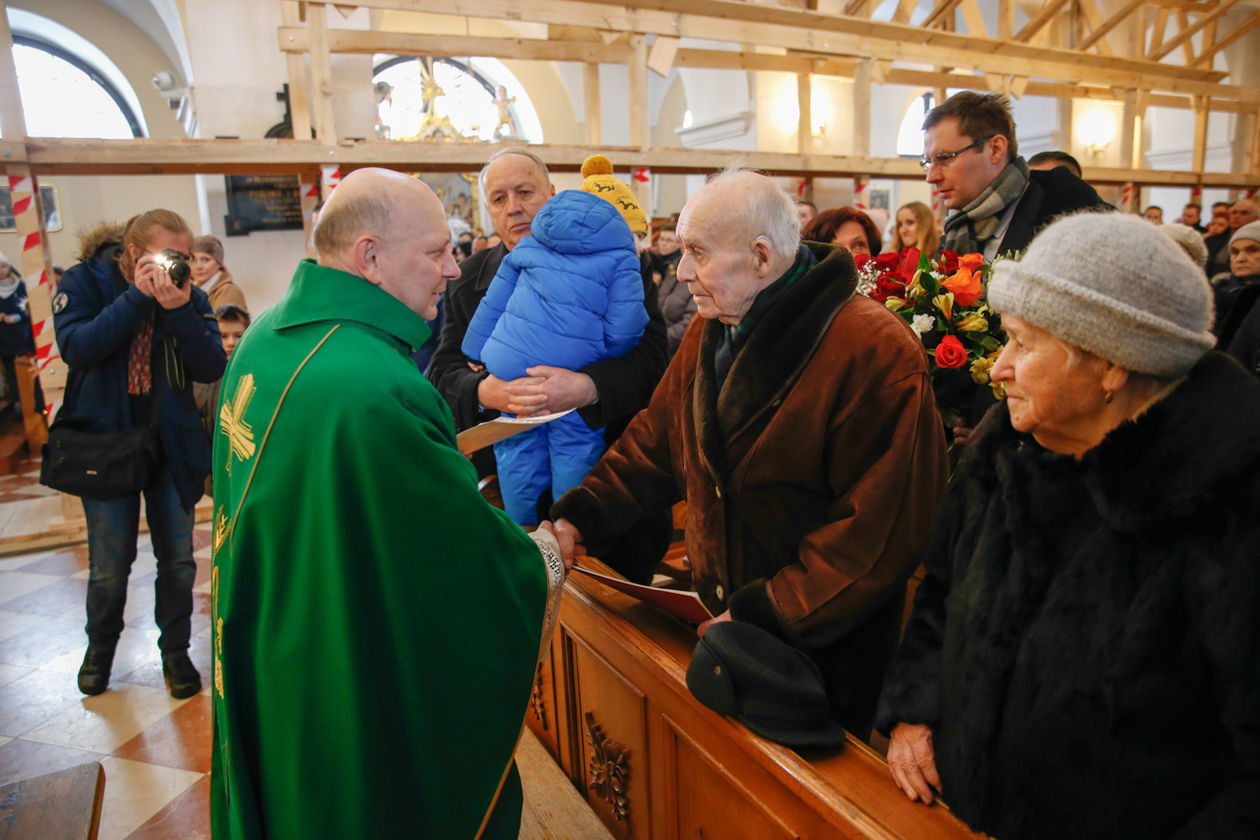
[312, 167, 459, 320]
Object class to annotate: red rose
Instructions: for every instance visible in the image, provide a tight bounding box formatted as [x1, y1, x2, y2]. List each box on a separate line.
[934, 335, 968, 369]
[896, 247, 921, 283]
[873, 275, 906, 303]
[875, 252, 900, 271]
[853, 253, 872, 271]
[939, 250, 960, 274]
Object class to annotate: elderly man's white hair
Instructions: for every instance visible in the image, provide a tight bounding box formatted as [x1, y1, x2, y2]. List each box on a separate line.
[478, 148, 551, 198]
[704, 168, 801, 258]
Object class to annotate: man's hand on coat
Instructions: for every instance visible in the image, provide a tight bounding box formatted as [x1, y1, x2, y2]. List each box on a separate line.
[887, 723, 942, 805]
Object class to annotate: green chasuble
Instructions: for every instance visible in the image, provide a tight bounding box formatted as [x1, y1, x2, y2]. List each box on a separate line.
[210, 260, 551, 839]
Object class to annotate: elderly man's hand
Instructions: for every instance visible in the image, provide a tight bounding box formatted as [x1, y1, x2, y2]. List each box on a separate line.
[887, 723, 942, 805]
[697, 610, 732, 636]
[553, 518, 585, 571]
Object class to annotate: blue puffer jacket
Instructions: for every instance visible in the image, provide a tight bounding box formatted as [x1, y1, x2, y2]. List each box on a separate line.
[54, 255, 226, 509]
[462, 190, 648, 381]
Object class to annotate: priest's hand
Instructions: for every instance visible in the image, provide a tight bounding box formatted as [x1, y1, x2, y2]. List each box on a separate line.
[887, 723, 942, 805]
[553, 518, 585, 571]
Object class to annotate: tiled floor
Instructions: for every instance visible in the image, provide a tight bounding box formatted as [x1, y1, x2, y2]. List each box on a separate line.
[0, 529, 216, 839]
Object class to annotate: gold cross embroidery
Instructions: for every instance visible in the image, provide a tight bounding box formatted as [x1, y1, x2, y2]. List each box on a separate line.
[219, 373, 257, 472]
[212, 507, 229, 556]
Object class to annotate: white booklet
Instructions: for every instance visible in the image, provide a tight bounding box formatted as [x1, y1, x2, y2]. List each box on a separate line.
[456, 409, 574, 455]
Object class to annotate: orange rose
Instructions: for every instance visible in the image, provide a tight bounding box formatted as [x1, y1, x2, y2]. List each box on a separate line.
[959, 253, 985, 272]
[942, 267, 984, 307]
[934, 335, 968, 369]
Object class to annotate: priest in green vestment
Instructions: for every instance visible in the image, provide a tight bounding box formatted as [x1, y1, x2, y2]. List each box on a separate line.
[210, 169, 564, 839]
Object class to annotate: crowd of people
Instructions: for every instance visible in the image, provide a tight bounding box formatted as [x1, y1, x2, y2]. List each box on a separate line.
[40, 89, 1260, 839]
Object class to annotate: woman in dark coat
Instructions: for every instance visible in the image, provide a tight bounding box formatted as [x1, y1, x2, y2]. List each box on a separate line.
[875, 212, 1260, 840]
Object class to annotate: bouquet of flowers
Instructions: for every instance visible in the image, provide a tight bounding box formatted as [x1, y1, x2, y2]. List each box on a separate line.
[854, 248, 1007, 433]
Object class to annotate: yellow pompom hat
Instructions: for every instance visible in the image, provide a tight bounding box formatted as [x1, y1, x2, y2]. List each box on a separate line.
[579, 154, 647, 236]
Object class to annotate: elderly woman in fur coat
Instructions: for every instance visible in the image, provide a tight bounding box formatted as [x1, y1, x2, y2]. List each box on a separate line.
[874, 213, 1260, 840]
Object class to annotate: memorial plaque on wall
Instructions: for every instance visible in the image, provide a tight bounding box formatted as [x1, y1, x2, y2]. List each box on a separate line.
[224, 174, 303, 235]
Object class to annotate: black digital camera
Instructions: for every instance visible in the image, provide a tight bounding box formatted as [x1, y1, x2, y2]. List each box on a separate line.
[153, 249, 192, 288]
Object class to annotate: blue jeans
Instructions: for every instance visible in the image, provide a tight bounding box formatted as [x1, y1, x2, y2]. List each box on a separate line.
[81, 465, 196, 656]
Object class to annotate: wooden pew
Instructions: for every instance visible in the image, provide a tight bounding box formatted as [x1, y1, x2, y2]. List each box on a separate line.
[0, 762, 105, 840]
[526, 559, 982, 839]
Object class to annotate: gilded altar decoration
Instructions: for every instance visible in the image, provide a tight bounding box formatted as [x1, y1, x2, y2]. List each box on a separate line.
[586, 712, 631, 823]
[219, 373, 257, 470]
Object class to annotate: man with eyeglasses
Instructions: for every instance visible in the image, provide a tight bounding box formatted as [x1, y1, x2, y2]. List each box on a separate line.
[923, 91, 1110, 259]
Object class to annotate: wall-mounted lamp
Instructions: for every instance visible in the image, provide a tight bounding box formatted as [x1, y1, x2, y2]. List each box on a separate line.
[1078, 110, 1115, 155]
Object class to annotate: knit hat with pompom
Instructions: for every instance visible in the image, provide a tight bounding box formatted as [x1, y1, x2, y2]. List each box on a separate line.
[579, 155, 647, 236]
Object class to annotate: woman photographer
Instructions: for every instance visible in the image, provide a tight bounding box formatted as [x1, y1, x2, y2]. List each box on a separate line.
[53, 210, 225, 699]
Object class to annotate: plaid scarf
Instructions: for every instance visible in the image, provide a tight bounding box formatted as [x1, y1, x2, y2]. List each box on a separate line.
[941, 157, 1030, 255]
[128, 314, 154, 395]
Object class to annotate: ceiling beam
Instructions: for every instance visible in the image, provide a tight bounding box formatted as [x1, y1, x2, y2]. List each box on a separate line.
[892, 0, 920, 25]
[1192, 9, 1260, 67]
[1078, 0, 1144, 52]
[1148, 0, 1241, 62]
[1075, 0, 1113, 55]
[347, 0, 1234, 92]
[1013, 0, 1073, 43]
[280, 26, 1260, 113]
[9, 137, 1255, 187]
[921, 0, 965, 28]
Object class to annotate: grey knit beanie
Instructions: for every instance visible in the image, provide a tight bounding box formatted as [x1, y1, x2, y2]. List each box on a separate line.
[1159, 223, 1207, 269]
[988, 212, 1214, 377]
[1230, 221, 1260, 248]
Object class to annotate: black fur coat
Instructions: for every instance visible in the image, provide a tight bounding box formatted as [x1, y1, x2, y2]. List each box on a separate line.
[875, 352, 1260, 839]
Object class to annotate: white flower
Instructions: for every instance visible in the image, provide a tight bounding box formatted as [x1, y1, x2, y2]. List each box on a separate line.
[910, 313, 935, 337]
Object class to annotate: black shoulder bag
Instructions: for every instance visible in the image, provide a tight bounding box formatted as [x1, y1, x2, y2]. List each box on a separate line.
[39, 334, 182, 500]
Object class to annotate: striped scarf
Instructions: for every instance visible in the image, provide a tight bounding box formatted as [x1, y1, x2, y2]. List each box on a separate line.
[128, 314, 154, 395]
[941, 157, 1030, 255]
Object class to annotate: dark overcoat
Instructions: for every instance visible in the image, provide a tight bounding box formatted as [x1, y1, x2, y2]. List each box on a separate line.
[876, 352, 1260, 839]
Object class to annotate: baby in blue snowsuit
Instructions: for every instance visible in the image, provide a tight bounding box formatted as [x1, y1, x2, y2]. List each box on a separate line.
[461, 156, 645, 521]
[463, 156, 649, 524]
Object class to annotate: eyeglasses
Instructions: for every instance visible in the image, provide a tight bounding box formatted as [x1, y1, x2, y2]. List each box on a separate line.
[919, 135, 995, 173]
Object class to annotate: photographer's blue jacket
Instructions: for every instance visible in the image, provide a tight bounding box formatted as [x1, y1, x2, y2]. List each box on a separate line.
[54, 255, 226, 509]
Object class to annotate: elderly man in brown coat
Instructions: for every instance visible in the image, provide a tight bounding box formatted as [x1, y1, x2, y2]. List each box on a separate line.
[552, 170, 948, 737]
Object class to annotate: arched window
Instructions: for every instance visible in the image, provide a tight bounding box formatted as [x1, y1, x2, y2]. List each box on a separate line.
[372, 56, 541, 144]
[896, 92, 935, 158]
[11, 36, 144, 139]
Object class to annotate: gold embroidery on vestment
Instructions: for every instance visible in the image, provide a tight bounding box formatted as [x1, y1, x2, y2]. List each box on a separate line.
[212, 566, 224, 699]
[212, 508, 229, 556]
[219, 374, 257, 472]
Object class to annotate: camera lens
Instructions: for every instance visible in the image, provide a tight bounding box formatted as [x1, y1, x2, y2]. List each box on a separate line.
[158, 249, 192, 288]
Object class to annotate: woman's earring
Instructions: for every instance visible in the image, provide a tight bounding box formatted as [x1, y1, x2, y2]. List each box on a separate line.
[1102, 388, 1114, 404]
